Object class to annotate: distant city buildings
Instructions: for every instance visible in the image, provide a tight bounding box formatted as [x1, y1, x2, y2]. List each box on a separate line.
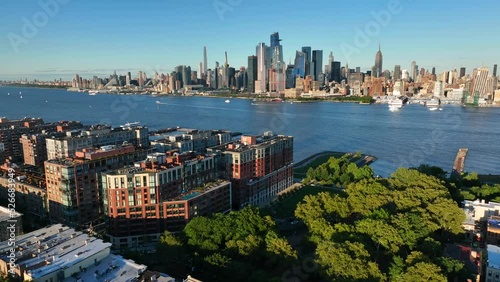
[2, 31, 499, 102]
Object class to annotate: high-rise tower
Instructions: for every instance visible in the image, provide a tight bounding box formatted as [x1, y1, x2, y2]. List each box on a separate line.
[270, 32, 283, 63]
[312, 50, 323, 81]
[375, 44, 383, 78]
[203, 46, 208, 76]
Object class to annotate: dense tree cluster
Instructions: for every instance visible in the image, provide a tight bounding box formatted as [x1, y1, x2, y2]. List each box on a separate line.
[295, 168, 470, 281]
[157, 206, 297, 281]
[304, 154, 373, 186]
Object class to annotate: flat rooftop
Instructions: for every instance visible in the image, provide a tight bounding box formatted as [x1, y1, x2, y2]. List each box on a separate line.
[0, 205, 22, 222]
[488, 244, 500, 270]
[170, 180, 230, 202]
[62, 254, 146, 282]
[0, 224, 149, 281]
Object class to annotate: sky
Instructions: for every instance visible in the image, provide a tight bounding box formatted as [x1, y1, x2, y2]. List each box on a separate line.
[0, 0, 499, 80]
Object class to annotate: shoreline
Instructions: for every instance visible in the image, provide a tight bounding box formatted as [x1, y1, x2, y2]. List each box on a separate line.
[294, 151, 378, 169]
[4, 85, 500, 107]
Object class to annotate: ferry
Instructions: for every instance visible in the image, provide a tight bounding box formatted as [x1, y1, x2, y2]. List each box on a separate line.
[388, 99, 403, 111]
[88, 90, 98, 96]
[426, 98, 441, 111]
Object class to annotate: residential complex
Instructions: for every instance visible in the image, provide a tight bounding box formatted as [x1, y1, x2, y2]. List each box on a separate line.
[45, 124, 148, 160]
[44, 144, 155, 229]
[209, 133, 293, 208]
[102, 152, 232, 248]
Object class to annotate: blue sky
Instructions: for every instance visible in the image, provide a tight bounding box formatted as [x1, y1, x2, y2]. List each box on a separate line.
[0, 0, 499, 80]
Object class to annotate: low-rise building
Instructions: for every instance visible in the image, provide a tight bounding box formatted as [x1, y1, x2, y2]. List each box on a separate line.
[0, 224, 148, 282]
[0, 206, 22, 242]
[488, 216, 500, 245]
[0, 177, 48, 224]
[463, 200, 500, 222]
[486, 244, 500, 282]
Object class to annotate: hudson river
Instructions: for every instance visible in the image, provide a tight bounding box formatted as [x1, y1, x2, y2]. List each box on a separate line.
[1, 86, 500, 176]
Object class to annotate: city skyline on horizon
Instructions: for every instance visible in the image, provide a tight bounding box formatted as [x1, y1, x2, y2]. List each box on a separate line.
[1, 0, 499, 80]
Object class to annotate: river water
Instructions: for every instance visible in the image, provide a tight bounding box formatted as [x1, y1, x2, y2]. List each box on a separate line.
[1, 86, 499, 177]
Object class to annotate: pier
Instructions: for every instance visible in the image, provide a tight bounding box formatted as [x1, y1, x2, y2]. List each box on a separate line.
[452, 148, 468, 176]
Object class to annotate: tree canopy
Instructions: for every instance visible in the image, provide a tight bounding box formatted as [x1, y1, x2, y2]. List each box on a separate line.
[296, 168, 467, 281]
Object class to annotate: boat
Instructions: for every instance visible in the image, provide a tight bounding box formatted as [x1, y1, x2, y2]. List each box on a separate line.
[156, 101, 161, 104]
[89, 90, 98, 96]
[121, 122, 140, 127]
[225, 100, 230, 103]
[388, 98, 403, 111]
[426, 98, 441, 111]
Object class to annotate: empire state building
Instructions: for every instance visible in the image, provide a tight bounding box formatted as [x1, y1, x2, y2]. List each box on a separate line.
[375, 44, 383, 78]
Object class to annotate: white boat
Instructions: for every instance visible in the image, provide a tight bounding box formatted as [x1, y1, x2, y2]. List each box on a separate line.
[121, 122, 140, 127]
[426, 98, 441, 111]
[156, 101, 161, 104]
[388, 99, 403, 111]
[89, 90, 98, 96]
[225, 100, 230, 103]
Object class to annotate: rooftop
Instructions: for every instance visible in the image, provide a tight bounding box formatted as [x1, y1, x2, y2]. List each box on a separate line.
[463, 199, 500, 208]
[170, 180, 230, 202]
[62, 254, 146, 282]
[211, 133, 292, 153]
[0, 205, 22, 222]
[0, 224, 147, 281]
[488, 244, 500, 270]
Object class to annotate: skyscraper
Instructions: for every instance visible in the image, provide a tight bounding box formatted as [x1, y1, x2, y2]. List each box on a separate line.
[198, 62, 203, 79]
[293, 51, 306, 78]
[332, 61, 341, 83]
[394, 65, 401, 80]
[312, 50, 323, 81]
[374, 44, 383, 78]
[270, 32, 283, 63]
[247, 56, 258, 93]
[203, 46, 208, 76]
[255, 42, 267, 93]
[411, 61, 417, 80]
[301, 46, 312, 76]
[472, 67, 490, 98]
[459, 67, 466, 78]
[494, 64, 498, 77]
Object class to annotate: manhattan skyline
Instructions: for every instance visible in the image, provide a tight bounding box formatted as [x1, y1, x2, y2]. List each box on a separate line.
[0, 0, 499, 80]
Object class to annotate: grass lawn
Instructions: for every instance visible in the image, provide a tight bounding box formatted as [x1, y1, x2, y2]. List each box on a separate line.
[272, 186, 341, 219]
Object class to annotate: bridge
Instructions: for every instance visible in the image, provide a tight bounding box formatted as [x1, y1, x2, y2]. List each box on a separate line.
[452, 148, 468, 177]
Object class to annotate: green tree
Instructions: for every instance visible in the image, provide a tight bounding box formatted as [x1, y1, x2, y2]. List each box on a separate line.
[316, 241, 386, 281]
[398, 262, 447, 282]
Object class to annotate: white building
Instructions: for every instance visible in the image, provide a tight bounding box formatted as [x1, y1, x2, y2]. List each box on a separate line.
[255, 42, 268, 94]
[0, 224, 149, 282]
[433, 81, 444, 98]
[486, 244, 500, 282]
[463, 199, 500, 221]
